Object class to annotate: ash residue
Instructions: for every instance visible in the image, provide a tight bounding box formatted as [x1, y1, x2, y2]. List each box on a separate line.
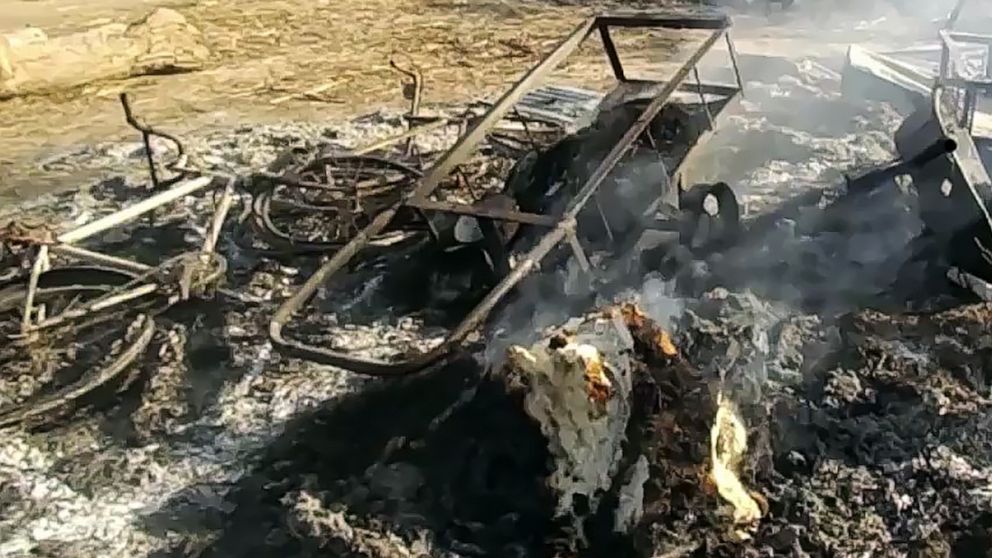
[753, 303, 992, 557]
[160, 360, 558, 558]
[615, 290, 992, 558]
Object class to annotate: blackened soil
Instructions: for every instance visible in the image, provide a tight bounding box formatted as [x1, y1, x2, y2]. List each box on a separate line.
[148, 357, 558, 558]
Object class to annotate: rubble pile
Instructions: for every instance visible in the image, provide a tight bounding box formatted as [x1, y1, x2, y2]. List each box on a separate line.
[149, 291, 992, 558]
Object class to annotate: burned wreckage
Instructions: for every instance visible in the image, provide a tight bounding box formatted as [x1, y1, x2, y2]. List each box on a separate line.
[3, 7, 992, 556]
[267, 12, 747, 375]
[0, 11, 748, 417]
[842, 22, 992, 290]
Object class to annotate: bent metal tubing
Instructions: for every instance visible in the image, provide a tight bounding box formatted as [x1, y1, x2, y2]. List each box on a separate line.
[269, 12, 737, 376]
[17, 176, 227, 333]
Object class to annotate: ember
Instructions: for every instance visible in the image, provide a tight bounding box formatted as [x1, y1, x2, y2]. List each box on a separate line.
[709, 393, 764, 539]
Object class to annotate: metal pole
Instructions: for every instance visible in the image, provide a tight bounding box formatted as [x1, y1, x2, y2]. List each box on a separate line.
[58, 176, 215, 244]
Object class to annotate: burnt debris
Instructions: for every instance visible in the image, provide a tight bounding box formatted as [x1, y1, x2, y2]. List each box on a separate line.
[5, 6, 992, 558]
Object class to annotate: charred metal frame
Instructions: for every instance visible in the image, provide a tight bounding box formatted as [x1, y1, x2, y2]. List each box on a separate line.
[0, 172, 234, 427]
[933, 29, 992, 242]
[937, 30, 992, 133]
[9, 175, 233, 331]
[270, 12, 744, 376]
[2, 92, 476, 333]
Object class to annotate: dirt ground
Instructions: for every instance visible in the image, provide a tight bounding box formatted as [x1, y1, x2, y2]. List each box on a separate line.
[0, 0, 936, 200]
[0, 0, 595, 198]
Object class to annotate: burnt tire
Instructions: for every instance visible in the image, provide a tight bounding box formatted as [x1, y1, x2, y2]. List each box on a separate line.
[679, 182, 741, 255]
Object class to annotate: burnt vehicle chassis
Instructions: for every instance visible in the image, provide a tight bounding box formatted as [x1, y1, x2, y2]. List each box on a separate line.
[269, 12, 746, 376]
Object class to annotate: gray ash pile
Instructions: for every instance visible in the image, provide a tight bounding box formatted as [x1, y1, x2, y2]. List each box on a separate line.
[136, 293, 992, 558]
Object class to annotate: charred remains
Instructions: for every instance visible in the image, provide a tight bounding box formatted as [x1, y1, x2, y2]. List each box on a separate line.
[4, 5, 992, 558]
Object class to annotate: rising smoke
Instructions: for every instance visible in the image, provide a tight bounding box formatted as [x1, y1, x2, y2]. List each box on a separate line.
[484, 0, 973, 366]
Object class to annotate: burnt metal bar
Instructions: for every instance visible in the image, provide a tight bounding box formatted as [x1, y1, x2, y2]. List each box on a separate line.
[269, 12, 737, 376]
[597, 14, 729, 29]
[599, 23, 626, 81]
[50, 245, 152, 274]
[413, 18, 597, 200]
[202, 179, 237, 254]
[567, 231, 591, 272]
[406, 199, 558, 226]
[119, 93, 187, 189]
[725, 32, 745, 96]
[845, 137, 958, 192]
[680, 81, 739, 97]
[58, 176, 216, 244]
[693, 65, 715, 129]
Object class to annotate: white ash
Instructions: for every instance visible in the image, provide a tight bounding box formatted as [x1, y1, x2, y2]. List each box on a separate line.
[0, 305, 368, 558]
[614, 455, 650, 534]
[284, 490, 436, 557]
[322, 319, 447, 361]
[506, 313, 635, 537]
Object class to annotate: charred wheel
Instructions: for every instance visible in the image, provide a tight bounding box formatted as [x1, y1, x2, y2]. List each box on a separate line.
[249, 153, 427, 254]
[0, 267, 159, 428]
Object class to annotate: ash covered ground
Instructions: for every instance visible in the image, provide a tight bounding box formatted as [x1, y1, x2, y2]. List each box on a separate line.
[4, 9, 992, 558]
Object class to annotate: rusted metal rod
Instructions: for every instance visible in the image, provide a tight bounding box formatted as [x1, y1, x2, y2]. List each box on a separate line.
[596, 14, 728, 29]
[120, 93, 187, 189]
[407, 199, 558, 226]
[50, 244, 152, 274]
[725, 32, 745, 97]
[58, 176, 215, 244]
[21, 245, 49, 330]
[26, 283, 159, 332]
[202, 179, 237, 254]
[567, 231, 591, 272]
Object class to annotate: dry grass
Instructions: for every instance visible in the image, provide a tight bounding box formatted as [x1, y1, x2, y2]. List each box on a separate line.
[181, 0, 663, 106]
